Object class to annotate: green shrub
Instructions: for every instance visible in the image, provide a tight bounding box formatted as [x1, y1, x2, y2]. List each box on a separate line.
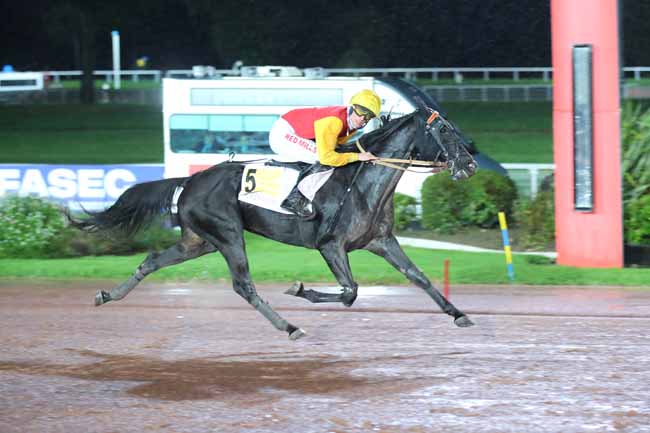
[624, 193, 650, 244]
[0, 195, 179, 258]
[420, 172, 468, 233]
[393, 193, 417, 231]
[622, 102, 650, 204]
[460, 170, 518, 228]
[0, 196, 67, 258]
[524, 255, 554, 265]
[517, 190, 555, 250]
[621, 102, 650, 245]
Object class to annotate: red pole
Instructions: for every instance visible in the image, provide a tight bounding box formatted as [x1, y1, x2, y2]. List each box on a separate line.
[551, 0, 623, 267]
[443, 259, 450, 300]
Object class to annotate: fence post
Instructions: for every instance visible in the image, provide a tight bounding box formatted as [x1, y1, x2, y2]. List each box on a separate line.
[498, 212, 515, 281]
[530, 168, 539, 198]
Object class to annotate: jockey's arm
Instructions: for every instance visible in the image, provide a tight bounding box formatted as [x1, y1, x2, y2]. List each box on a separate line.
[314, 117, 360, 167]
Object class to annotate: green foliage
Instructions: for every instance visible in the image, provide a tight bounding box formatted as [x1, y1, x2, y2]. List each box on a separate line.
[624, 194, 650, 244]
[0, 196, 67, 258]
[621, 102, 650, 245]
[517, 190, 555, 250]
[393, 193, 417, 231]
[0, 196, 179, 258]
[524, 255, 554, 265]
[420, 172, 469, 233]
[421, 170, 518, 233]
[460, 170, 518, 228]
[621, 102, 650, 204]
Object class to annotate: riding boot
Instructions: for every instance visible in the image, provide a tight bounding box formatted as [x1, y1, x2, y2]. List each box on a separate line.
[281, 186, 316, 220]
[280, 163, 329, 220]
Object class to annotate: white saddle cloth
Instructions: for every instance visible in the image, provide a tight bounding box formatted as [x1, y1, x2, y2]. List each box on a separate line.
[237, 163, 334, 214]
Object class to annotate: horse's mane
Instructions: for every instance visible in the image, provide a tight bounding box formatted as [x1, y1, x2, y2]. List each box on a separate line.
[358, 111, 419, 151]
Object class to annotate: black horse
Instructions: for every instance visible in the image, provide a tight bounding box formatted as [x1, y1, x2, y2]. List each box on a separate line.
[68, 110, 477, 340]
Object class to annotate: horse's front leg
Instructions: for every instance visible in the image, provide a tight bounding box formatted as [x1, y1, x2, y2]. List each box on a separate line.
[365, 235, 473, 327]
[285, 243, 358, 307]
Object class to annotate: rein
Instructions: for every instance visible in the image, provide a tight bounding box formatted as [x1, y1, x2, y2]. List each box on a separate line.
[354, 111, 448, 173]
[355, 141, 447, 172]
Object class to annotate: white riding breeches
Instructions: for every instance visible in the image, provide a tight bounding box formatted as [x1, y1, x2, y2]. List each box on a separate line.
[269, 118, 318, 164]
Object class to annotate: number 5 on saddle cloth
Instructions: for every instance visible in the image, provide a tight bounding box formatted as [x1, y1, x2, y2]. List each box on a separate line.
[237, 161, 334, 215]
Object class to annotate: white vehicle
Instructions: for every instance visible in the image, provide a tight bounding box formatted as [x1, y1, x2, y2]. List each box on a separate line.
[162, 68, 502, 198]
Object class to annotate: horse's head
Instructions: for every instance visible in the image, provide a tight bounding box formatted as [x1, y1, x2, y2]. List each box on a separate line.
[356, 110, 477, 180]
[414, 110, 478, 180]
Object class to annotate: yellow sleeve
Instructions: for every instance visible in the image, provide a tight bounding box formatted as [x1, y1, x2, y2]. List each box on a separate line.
[314, 117, 359, 167]
[337, 134, 352, 144]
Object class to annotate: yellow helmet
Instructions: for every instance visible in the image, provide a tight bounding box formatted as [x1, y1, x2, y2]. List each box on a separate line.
[349, 89, 381, 118]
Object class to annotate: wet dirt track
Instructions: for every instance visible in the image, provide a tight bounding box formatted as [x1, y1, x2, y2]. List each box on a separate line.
[1, 280, 649, 433]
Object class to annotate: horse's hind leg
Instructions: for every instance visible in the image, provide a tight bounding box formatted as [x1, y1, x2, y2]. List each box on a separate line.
[365, 235, 473, 327]
[95, 228, 216, 306]
[216, 238, 306, 340]
[285, 243, 358, 307]
[188, 212, 305, 339]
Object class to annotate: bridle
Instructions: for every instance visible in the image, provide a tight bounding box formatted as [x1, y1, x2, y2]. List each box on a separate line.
[324, 109, 472, 239]
[354, 109, 474, 174]
[423, 108, 478, 180]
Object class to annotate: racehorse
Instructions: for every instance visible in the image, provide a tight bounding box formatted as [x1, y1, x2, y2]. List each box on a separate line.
[67, 109, 477, 340]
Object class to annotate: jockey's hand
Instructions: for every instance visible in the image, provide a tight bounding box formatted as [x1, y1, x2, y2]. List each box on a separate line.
[358, 152, 378, 162]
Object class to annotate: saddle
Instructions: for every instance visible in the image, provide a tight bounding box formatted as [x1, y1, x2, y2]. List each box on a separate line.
[237, 160, 334, 215]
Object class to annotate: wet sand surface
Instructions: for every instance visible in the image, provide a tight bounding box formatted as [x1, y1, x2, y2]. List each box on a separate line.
[1, 280, 649, 432]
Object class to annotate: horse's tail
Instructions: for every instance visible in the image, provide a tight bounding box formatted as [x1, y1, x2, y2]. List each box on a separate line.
[65, 177, 187, 237]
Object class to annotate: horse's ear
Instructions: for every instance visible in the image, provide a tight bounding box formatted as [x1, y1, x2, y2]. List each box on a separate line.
[380, 114, 391, 125]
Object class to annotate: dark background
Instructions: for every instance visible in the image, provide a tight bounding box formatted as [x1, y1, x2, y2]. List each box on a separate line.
[1, 0, 649, 71]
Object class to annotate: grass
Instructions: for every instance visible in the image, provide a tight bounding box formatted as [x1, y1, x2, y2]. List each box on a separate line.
[0, 233, 647, 286]
[0, 104, 163, 164]
[0, 102, 552, 164]
[398, 226, 553, 252]
[445, 101, 553, 163]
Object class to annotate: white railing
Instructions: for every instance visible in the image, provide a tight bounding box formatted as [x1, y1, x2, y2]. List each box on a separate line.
[35, 66, 650, 85]
[423, 84, 553, 102]
[501, 163, 555, 198]
[46, 70, 162, 85]
[325, 66, 554, 82]
[0, 72, 44, 92]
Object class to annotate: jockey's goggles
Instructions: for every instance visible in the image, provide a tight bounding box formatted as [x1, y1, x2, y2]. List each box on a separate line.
[352, 104, 375, 122]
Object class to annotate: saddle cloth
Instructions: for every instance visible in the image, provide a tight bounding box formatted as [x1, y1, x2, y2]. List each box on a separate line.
[237, 163, 334, 214]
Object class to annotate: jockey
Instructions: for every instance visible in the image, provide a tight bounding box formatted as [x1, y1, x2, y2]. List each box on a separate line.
[269, 89, 381, 219]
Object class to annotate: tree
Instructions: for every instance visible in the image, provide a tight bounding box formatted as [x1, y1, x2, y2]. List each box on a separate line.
[44, 2, 100, 103]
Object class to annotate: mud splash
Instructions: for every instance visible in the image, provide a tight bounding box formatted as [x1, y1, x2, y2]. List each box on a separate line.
[0, 350, 417, 402]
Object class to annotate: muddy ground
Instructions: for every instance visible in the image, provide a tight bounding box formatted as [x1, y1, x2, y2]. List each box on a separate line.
[1, 280, 649, 433]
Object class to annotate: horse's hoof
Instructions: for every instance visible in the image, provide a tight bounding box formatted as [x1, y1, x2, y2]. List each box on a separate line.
[284, 281, 304, 297]
[94, 291, 111, 306]
[289, 328, 307, 340]
[341, 289, 357, 307]
[342, 298, 356, 308]
[454, 315, 474, 327]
